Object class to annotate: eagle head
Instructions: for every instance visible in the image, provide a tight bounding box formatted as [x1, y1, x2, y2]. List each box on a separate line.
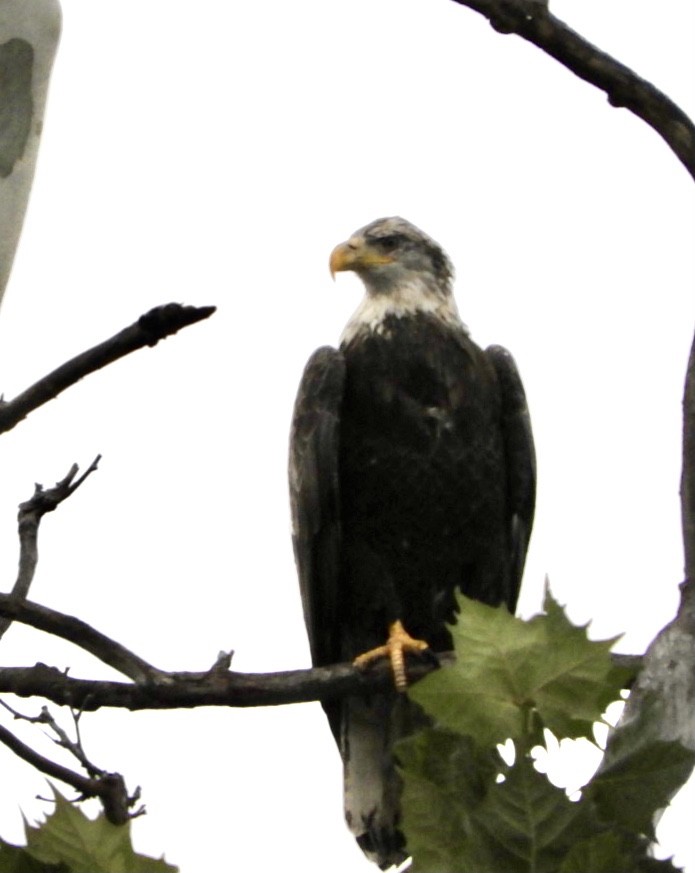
[329, 217, 454, 300]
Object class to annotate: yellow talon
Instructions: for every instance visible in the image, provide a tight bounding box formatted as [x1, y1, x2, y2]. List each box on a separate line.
[353, 620, 429, 691]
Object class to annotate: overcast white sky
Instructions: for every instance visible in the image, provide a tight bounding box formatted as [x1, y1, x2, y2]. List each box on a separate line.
[0, 2, 694, 871]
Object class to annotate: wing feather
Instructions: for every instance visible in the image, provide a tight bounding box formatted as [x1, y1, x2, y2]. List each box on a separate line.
[485, 344, 536, 612]
[289, 346, 345, 675]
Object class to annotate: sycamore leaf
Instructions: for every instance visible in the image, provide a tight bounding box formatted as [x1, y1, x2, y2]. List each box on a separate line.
[590, 738, 694, 838]
[399, 729, 618, 873]
[637, 859, 685, 873]
[22, 789, 177, 873]
[408, 598, 534, 745]
[397, 727, 499, 872]
[558, 831, 631, 873]
[0, 838, 68, 872]
[398, 726, 685, 873]
[408, 592, 631, 747]
[467, 757, 598, 873]
[557, 831, 682, 873]
[587, 696, 695, 838]
[535, 592, 632, 738]
[588, 693, 695, 837]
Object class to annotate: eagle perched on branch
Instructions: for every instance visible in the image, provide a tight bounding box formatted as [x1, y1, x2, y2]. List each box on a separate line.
[289, 217, 536, 869]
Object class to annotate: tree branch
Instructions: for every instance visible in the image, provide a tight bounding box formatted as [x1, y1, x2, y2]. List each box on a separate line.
[0, 589, 442, 706]
[450, 0, 695, 181]
[0, 303, 216, 435]
[0, 647, 638, 714]
[0, 591, 449, 707]
[0, 656, 448, 712]
[0, 595, 165, 685]
[0, 457, 101, 640]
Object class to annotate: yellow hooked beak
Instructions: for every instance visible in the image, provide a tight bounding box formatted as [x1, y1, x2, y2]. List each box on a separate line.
[329, 238, 394, 279]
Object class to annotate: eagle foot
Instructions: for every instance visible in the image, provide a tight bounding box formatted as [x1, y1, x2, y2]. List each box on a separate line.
[353, 620, 429, 692]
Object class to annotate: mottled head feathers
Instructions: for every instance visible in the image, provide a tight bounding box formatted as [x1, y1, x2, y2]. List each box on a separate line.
[330, 216, 455, 298]
[332, 217, 463, 344]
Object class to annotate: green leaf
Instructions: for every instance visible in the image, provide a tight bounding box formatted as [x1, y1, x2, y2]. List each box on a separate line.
[589, 735, 695, 836]
[560, 832, 683, 873]
[595, 737, 694, 837]
[0, 838, 68, 872]
[397, 727, 499, 872]
[558, 831, 628, 872]
[468, 758, 597, 873]
[535, 591, 632, 739]
[588, 693, 695, 837]
[22, 789, 178, 873]
[558, 830, 673, 873]
[408, 591, 631, 747]
[399, 729, 608, 873]
[408, 598, 533, 745]
[637, 858, 684, 873]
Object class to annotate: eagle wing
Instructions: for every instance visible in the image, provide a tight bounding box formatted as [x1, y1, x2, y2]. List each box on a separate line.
[289, 347, 409, 866]
[485, 344, 536, 612]
[288, 346, 345, 732]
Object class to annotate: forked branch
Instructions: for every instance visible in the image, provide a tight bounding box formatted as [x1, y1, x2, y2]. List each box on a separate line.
[0, 701, 141, 825]
[0, 457, 101, 640]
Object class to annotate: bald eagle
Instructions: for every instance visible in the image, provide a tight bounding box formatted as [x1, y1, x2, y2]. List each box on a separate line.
[289, 217, 535, 869]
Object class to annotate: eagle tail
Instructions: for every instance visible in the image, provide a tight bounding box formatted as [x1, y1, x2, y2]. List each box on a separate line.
[342, 694, 423, 870]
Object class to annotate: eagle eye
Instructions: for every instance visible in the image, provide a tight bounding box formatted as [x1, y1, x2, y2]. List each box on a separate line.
[376, 235, 401, 252]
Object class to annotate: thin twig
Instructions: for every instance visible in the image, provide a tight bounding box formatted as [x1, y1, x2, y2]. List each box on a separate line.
[0, 457, 101, 640]
[71, 707, 88, 769]
[0, 303, 216, 435]
[450, 0, 695, 181]
[0, 721, 140, 824]
[1, 700, 102, 777]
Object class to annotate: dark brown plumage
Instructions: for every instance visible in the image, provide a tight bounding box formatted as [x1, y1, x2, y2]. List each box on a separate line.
[289, 217, 535, 869]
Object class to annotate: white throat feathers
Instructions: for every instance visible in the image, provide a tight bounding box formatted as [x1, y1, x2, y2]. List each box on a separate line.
[340, 277, 466, 346]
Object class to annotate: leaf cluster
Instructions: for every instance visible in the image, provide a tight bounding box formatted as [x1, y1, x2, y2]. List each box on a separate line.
[0, 790, 177, 873]
[398, 592, 694, 873]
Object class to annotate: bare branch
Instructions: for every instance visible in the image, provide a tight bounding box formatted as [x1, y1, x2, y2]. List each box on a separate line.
[0, 659, 428, 711]
[450, 0, 695, 181]
[0, 648, 637, 714]
[0, 593, 450, 706]
[0, 458, 101, 640]
[0, 303, 216, 435]
[0, 594, 165, 684]
[0, 587, 641, 711]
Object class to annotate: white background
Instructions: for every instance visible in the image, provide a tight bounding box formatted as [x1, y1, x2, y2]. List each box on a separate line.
[0, 1, 693, 871]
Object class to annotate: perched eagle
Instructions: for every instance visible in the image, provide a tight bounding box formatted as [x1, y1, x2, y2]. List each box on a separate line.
[289, 217, 535, 869]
